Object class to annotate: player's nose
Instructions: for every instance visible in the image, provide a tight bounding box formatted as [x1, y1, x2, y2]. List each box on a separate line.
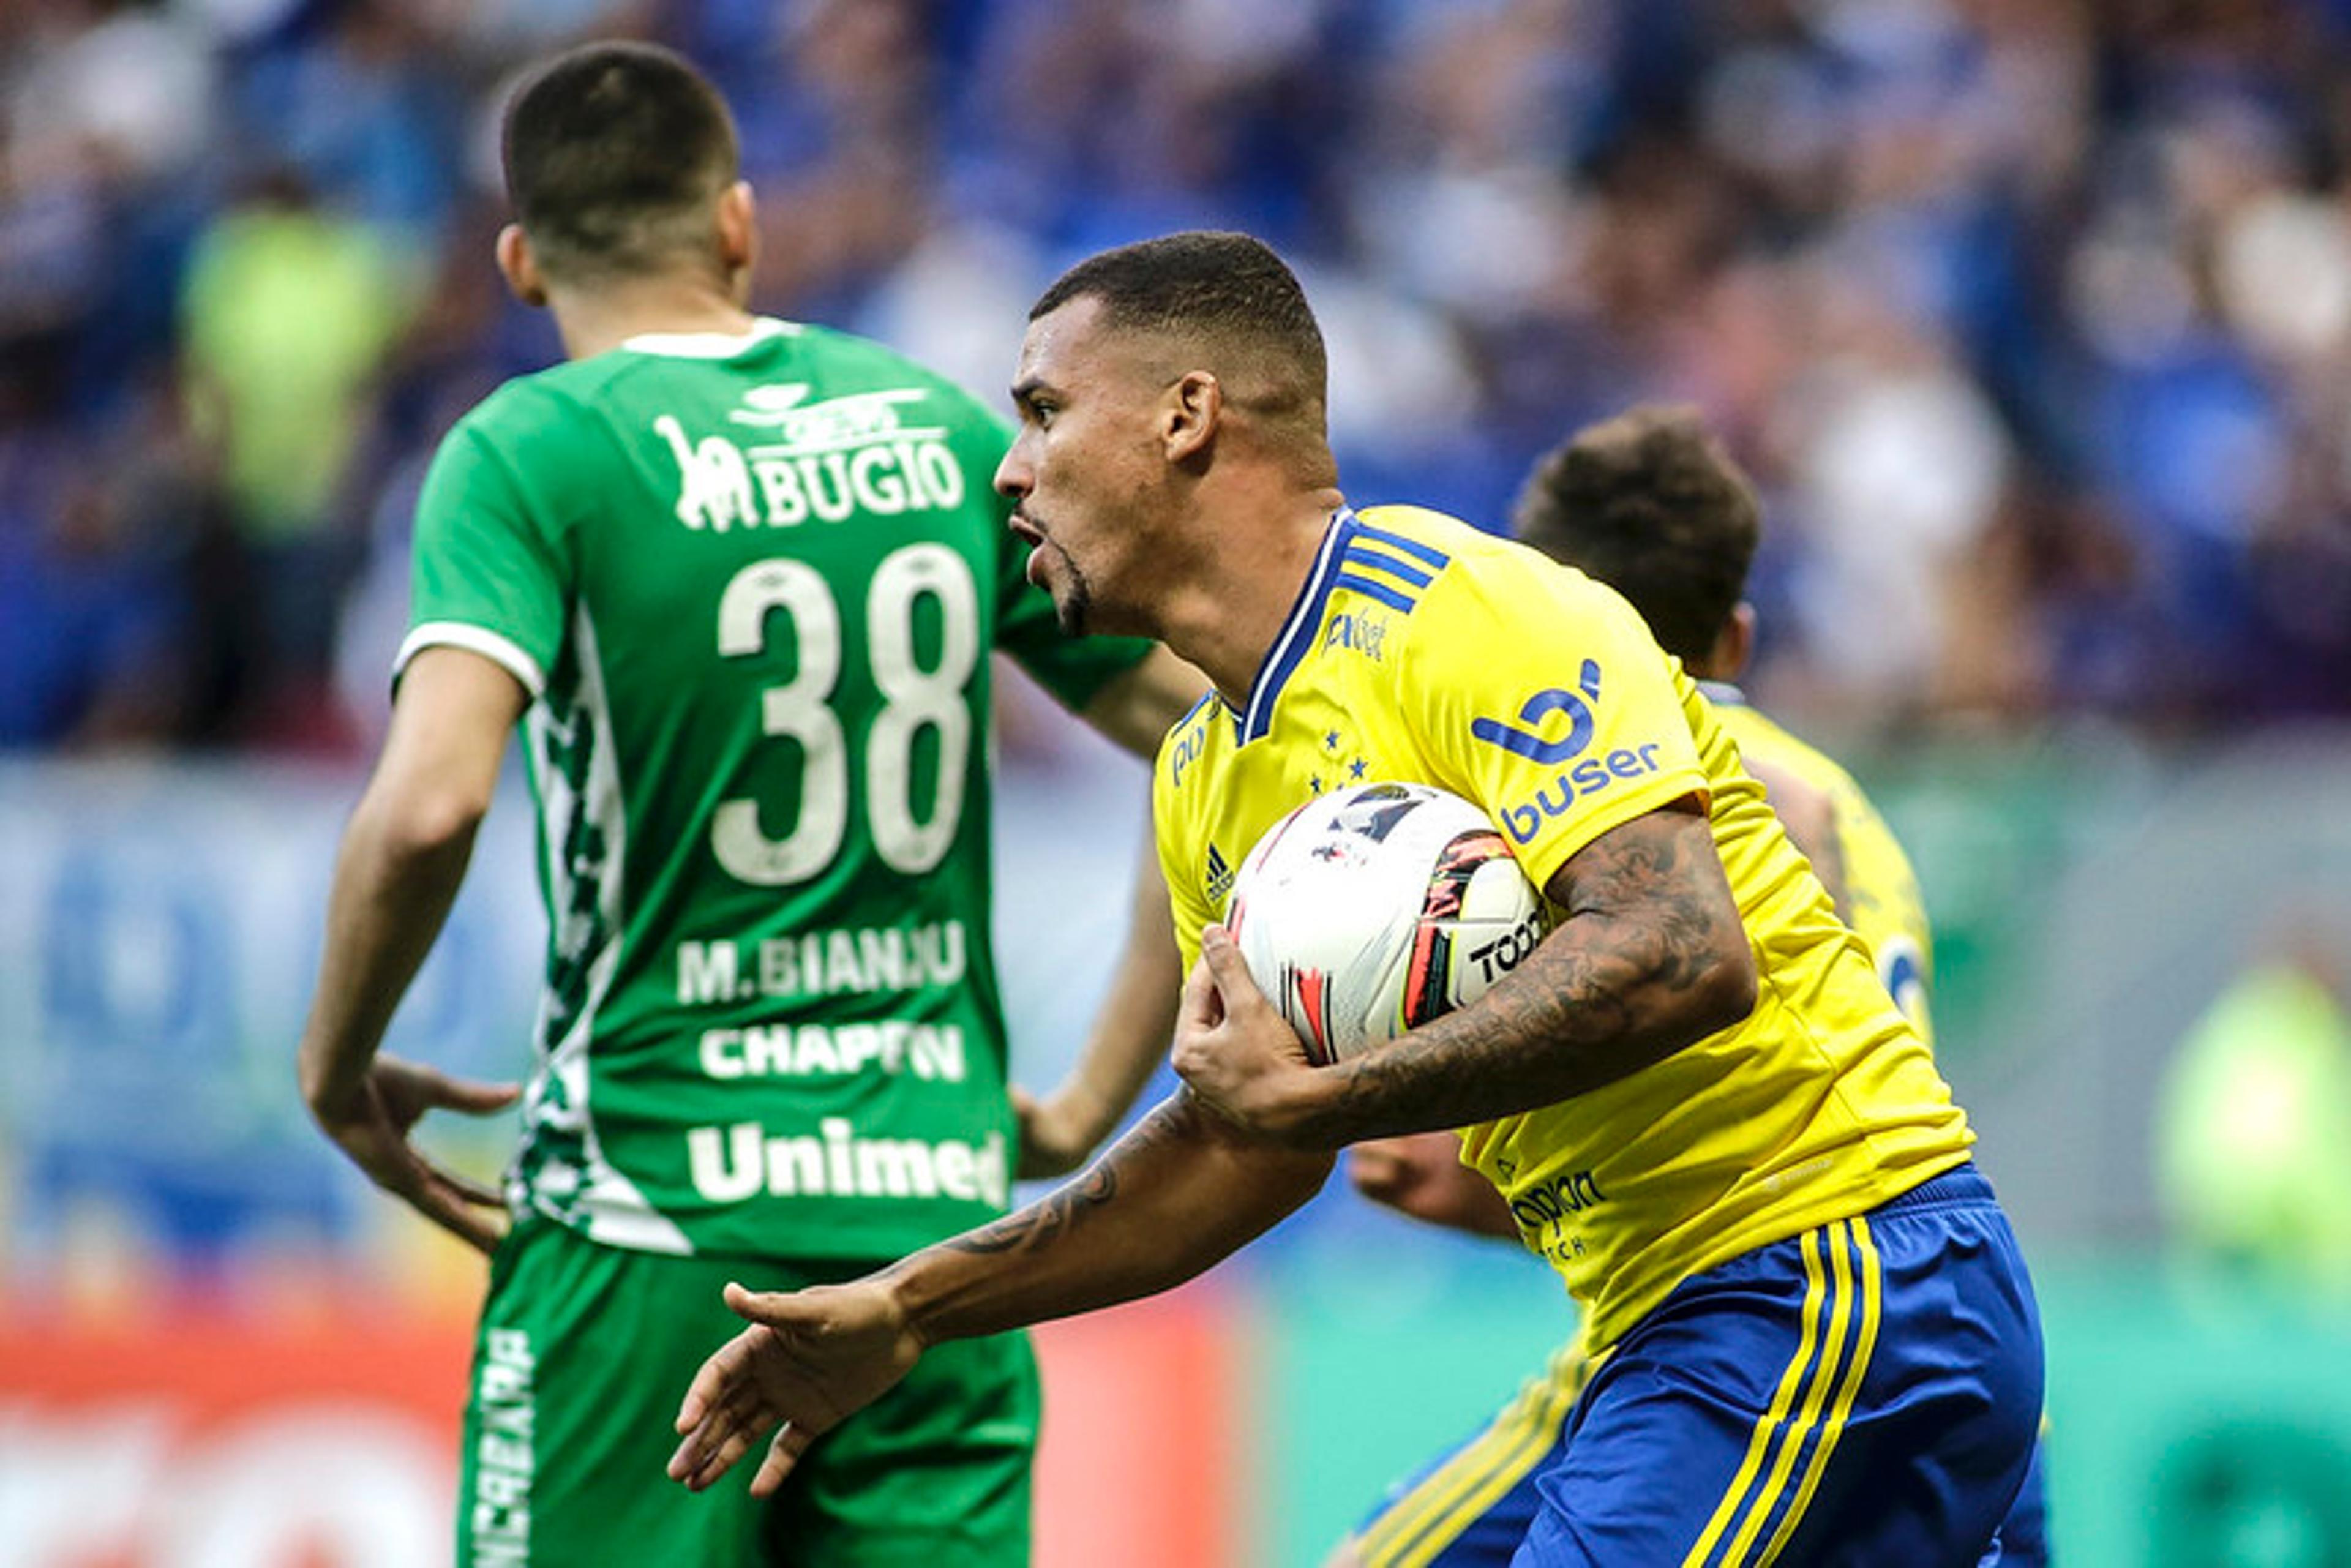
[994, 439, 1032, 500]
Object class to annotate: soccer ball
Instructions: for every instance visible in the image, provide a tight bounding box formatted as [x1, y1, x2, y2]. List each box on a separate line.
[1225, 782, 1550, 1066]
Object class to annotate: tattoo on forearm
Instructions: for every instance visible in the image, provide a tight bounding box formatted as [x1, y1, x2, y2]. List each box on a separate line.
[940, 1097, 1193, 1258]
[1316, 811, 1742, 1141]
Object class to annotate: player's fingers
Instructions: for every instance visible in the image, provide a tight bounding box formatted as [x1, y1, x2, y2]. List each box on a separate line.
[416, 1179, 507, 1255]
[1177, 952, 1223, 1029]
[413, 1150, 506, 1209]
[1346, 1142, 1411, 1199]
[1198, 925, 1260, 1005]
[749, 1422, 816, 1499]
[419, 1068, 525, 1116]
[671, 1385, 760, 1489]
[675, 1330, 756, 1431]
[689, 1417, 769, 1492]
[723, 1280, 812, 1330]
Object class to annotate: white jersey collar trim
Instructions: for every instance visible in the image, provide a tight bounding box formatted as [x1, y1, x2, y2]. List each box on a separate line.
[619, 317, 800, 359]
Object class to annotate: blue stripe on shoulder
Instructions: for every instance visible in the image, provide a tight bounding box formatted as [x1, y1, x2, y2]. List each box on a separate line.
[1341, 543, 1435, 589]
[1333, 573, 1417, 613]
[1351, 520, 1451, 569]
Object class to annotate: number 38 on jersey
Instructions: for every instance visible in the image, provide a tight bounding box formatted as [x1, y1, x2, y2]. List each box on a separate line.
[713, 542, 977, 885]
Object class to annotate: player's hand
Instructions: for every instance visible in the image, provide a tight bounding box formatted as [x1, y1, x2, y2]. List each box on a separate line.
[667, 1280, 926, 1496]
[1011, 1082, 1113, 1179]
[304, 1054, 519, 1255]
[1171, 925, 1328, 1146]
[1349, 1133, 1521, 1239]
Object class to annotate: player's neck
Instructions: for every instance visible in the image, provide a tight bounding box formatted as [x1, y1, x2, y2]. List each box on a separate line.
[1160, 487, 1346, 710]
[547, 275, 760, 362]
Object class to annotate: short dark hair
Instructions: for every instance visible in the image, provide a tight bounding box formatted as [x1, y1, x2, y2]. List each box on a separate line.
[1513, 405, 1761, 664]
[1030, 231, 1329, 408]
[501, 42, 739, 283]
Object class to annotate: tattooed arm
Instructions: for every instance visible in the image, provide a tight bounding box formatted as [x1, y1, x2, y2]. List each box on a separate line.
[1172, 802, 1758, 1147]
[667, 1092, 1330, 1495]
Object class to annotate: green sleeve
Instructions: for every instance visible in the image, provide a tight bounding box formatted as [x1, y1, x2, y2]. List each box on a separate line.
[401, 414, 569, 695]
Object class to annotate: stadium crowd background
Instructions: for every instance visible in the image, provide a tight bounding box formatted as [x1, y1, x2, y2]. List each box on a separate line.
[10, 0, 2351, 756]
[7, 3, 2351, 1566]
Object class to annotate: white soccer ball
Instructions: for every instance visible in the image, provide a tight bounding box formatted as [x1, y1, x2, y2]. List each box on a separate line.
[1226, 782, 1551, 1065]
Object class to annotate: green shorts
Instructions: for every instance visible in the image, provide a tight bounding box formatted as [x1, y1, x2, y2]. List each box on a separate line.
[456, 1218, 1038, 1567]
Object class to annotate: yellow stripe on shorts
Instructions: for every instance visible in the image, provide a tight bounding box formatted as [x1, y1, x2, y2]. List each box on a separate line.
[1720, 1222, 1859, 1567]
[1753, 1217, 1883, 1567]
[1359, 1342, 1589, 1568]
[1681, 1227, 1831, 1568]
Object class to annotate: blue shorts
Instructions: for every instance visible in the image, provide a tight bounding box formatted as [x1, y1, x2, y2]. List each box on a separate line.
[1348, 1165, 2045, 1567]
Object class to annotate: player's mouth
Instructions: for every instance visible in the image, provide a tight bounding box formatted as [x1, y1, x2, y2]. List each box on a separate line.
[1009, 512, 1051, 584]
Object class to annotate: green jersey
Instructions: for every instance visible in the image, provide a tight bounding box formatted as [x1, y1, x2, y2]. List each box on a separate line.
[400, 318, 1150, 1261]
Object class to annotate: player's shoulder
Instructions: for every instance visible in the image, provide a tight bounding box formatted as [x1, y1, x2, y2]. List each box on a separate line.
[1156, 689, 1230, 800]
[1349, 504, 1638, 655]
[775, 321, 1008, 429]
[1710, 693, 1861, 795]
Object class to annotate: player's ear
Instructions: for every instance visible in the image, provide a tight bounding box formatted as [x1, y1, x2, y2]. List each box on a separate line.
[716, 180, 758, 284]
[496, 224, 549, 308]
[1709, 603, 1756, 680]
[1164, 370, 1221, 464]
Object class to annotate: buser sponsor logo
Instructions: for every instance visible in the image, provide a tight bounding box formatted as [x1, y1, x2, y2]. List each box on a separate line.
[1497, 745, 1666, 845]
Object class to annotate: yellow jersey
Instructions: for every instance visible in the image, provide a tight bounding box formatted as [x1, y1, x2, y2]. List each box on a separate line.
[1153, 506, 1973, 1349]
[1708, 691, 1937, 1049]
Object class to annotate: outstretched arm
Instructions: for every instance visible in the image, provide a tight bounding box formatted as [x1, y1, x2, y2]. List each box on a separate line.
[296, 647, 526, 1253]
[668, 1087, 1332, 1496]
[1176, 802, 1757, 1146]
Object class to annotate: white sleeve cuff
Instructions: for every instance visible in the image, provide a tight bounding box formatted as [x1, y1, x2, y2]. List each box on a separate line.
[394, 621, 547, 698]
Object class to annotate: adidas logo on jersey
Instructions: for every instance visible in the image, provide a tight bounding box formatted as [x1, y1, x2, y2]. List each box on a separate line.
[1205, 843, 1235, 906]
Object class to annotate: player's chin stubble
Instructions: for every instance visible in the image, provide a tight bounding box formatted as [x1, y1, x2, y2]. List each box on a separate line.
[1050, 547, 1093, 637]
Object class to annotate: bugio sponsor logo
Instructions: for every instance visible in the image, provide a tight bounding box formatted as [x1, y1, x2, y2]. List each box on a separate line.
[1472, 661, 1667, 844]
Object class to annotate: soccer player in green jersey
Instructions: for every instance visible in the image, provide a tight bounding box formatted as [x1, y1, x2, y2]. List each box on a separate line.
[668, 233, 2042, 1565]
[294, 43, 1202, 1567]
[1333, 406, 2047, 1568]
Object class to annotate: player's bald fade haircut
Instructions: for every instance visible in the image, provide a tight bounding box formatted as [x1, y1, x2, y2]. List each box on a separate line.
[1030, 231, 1330, 441]
[1513, 405, 1762, 665]
[501, 41, 740, 285]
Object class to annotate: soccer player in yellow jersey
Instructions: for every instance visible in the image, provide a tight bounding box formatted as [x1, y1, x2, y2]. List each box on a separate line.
[667, 233, 2044, 1566]
[1336, 407, 2048, 1567]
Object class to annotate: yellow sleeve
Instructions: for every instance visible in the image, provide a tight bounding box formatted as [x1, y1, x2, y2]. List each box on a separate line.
[1153, 735, 1218, 976]
[1400, 560, 1710, 895]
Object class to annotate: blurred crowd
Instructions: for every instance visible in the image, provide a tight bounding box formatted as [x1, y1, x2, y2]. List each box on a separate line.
[7, 0, 2351, 754]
